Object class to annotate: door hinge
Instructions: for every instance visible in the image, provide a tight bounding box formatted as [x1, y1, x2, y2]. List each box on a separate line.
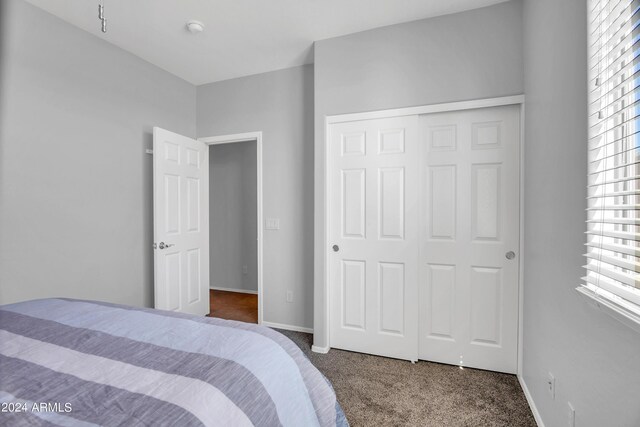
[146, 149, 154, 154]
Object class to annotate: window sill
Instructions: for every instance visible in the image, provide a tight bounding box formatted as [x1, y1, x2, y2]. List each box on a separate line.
[576, 285, 640, 334]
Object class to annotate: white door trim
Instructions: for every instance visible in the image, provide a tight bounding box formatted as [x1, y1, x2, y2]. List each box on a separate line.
[319, 96, 525, 373]
[199, 131, 264, 325]
[325, 95, 525, 125]
[518, 103, 526, 379]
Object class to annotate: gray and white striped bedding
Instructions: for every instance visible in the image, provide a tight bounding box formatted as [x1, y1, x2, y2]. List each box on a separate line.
[0, 298, 348, 427]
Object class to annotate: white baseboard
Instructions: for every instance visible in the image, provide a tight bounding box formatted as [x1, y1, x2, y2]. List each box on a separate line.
[261, 321, 313, 334]
[311, 345, 329, 354]
[210, 286, 258, 295]
[518, 374, 545, 427]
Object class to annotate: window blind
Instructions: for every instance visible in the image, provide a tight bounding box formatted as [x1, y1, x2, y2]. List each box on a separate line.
[585, 0, 640, 311]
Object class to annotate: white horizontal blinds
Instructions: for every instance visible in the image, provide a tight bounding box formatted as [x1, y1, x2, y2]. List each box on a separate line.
[587, 0, 640, 306]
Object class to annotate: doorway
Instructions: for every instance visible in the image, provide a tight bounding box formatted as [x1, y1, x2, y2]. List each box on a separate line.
[199, 132, 264, 324]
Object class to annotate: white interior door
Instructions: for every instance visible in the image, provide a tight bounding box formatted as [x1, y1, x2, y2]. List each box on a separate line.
[329, 116, 419, 361]
[419, 105, 520, 373]
[153, 127, 210, 316]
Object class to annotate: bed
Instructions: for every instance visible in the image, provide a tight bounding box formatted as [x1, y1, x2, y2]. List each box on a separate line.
[0, 298, 348, 427]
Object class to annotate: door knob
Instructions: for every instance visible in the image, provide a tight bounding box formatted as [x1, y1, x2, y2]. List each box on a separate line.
[332, 245, 339, 252]
[158, 242, 174, 250]
[505, 251, 516, 260]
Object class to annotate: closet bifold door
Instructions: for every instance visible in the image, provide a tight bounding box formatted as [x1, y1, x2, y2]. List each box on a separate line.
[418, 105, 520, 374]
[328, 115, 420, 362]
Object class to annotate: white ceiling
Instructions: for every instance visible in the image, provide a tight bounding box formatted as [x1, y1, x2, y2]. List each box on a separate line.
[24, 0, 509, 86]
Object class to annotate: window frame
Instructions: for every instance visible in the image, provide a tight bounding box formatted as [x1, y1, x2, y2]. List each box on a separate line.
[577, 0, 640, 332]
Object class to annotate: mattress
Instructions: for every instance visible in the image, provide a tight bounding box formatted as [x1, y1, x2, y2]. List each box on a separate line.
[0, 298, 348, 427]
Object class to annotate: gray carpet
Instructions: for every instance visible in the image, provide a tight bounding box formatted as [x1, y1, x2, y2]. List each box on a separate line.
[277, 330, 536, 427]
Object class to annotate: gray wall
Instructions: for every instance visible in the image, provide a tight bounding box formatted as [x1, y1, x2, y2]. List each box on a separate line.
[0, 0, 196, 306]
[312, 0, 524, 347]
[197, 65, 314, 329]
[209, 141, 258, 293]
[522, 0, 640, 426]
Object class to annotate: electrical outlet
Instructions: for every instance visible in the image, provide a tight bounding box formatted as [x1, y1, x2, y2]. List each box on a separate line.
[567, 402, 575, 427]
[547, 372, 556, 400]
[286, 291, 293, 303]
[242, 265, 248, 274]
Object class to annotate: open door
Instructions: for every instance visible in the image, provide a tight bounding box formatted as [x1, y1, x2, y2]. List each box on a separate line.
[153, 127, 209, 316]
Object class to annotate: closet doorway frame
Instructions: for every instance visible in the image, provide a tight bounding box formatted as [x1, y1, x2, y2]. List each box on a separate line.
[319, 95, 525, 375]
[199, 131, 264, 325]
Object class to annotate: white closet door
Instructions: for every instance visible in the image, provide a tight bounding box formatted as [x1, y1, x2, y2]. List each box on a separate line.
[329, 116, 419, 361]
[419, 105, 520, 373]
[153, 127, 210, 316]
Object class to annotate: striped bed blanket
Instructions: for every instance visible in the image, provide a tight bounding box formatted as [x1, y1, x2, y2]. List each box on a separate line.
[0, 298, 348, 427]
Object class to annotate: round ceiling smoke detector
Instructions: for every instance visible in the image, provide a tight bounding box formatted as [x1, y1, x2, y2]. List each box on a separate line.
[186, 20, 205, 34]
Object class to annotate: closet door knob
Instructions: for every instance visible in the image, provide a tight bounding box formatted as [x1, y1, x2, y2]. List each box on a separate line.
[505, 251, 516, 260]
[332, 245, 340, 252]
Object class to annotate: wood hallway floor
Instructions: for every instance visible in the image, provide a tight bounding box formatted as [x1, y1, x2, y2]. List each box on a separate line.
[207, 289, 258, 323]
